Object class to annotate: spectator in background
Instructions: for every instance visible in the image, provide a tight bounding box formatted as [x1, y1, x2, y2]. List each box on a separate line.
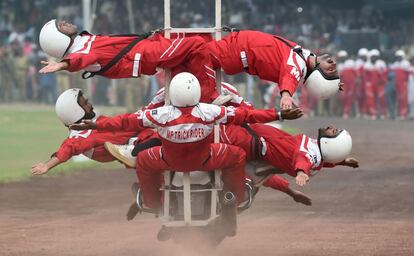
[355, 48, 369, 118]
[363, 50, 378, 120]
[0, 45, 16, 102]
[385, 66, 397, 119]
[38, 54, 57, 104]
[369, 49, 388, 119]
[337, 50, 357, 119]
[26, 46, 41, 101]
[10, 40, 28, 101]
[391, 50, 411, 120]
[408, 57, 414, 120]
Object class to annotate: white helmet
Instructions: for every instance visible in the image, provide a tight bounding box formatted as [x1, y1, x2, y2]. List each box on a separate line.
[337, 50, 348, 58]
[369, 49, 380, 57]
[395, 50, 405, 58]
[358, 48, 368, 57]
[304, 67, 340, 100]
[39, 19, 72, 58]
[55, 88, 85, 126]
[169, 72, 201, 107]
[319, 129, 352, 163]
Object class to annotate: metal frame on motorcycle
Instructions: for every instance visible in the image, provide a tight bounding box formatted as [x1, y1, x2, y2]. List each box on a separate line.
[160, 0, 224, 227]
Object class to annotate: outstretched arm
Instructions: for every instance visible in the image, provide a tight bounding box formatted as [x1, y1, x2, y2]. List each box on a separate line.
[39, 60, 69, 74]
[31, 156, 62, 175]
[70, 113, 147, 132]
[227, 106, 303, 125]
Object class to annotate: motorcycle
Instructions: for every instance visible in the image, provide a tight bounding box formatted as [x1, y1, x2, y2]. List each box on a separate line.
[128, 162, 279, 246]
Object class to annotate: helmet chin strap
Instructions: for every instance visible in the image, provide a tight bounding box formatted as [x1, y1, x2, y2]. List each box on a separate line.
[314, 56, 319, 67]
[304, 54, 319, 80]
[54, 20, 75, 57]
[317, 128, 324, 158]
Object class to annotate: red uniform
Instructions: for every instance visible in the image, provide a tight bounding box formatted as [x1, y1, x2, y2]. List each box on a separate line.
[370, 59, 388, 117]
[55, 116, 154, 163]
[219, 124, 289, 192]
[143, 82, 253, 110]
[355, 58, 366, 115]
[339, 59, 357, 118]
[363, 61, 377, 118]
[94, 104, 279, 208]
[64, 32, 217, 102]
[207, 31, 313, 98]
[391, 59, 411, 118]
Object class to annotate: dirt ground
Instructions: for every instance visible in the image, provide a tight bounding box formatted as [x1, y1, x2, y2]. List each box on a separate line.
[1, 117, 414, 256]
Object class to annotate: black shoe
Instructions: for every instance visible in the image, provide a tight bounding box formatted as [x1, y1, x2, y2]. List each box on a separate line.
[126, 202, 140, 221]
[126, 182, 141, 221]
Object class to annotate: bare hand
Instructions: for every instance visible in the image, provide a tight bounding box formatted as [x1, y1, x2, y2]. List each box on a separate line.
[291, 190, 312, 206]
[281, 107, 304, 120]
[280, 94, 297, 110]
[39, 60, 68, 74]
[69, 120, 97, 130]
[295, 171, 309, 186]
[31, 163, 49, 175]
[343, 157, 359, 168]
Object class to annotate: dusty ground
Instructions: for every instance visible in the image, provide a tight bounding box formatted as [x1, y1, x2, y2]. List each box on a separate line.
[1, 117, 414, 256]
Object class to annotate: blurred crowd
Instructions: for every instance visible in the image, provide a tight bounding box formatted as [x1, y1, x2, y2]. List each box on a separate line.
[1, 0, 414, 119]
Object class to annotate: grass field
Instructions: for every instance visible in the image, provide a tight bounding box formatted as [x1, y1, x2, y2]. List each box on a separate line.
[0, 104, 125, 183]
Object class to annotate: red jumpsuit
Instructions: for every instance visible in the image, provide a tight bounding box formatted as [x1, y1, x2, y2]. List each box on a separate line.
[363, 61, 377, 118]
[339, 59, 357, 118]
[221, 123, 335, 178]
[371, 59, 388, 117]
[355, 58, 366, 115]
[219, 124, 290, 192]
[207, 31, 313, 98]
[94, 104, 279, 209]
[55, 116, 154, 163]
[64, 32, 217, 102]
[391, 59, 411, 118]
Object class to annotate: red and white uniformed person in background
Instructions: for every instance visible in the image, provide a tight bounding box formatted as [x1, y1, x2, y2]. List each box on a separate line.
[206, 30, 342, 109]
[363, 50, 378, 119]
[38, 19, 218, 103]
[337, 50, 357, 119]
[391, 50, 411, 120]
[69, 72, 303, 209]
[369, 49, 388, 119]
[30, 88, 155, 175]
[355, 48, 369, 117]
